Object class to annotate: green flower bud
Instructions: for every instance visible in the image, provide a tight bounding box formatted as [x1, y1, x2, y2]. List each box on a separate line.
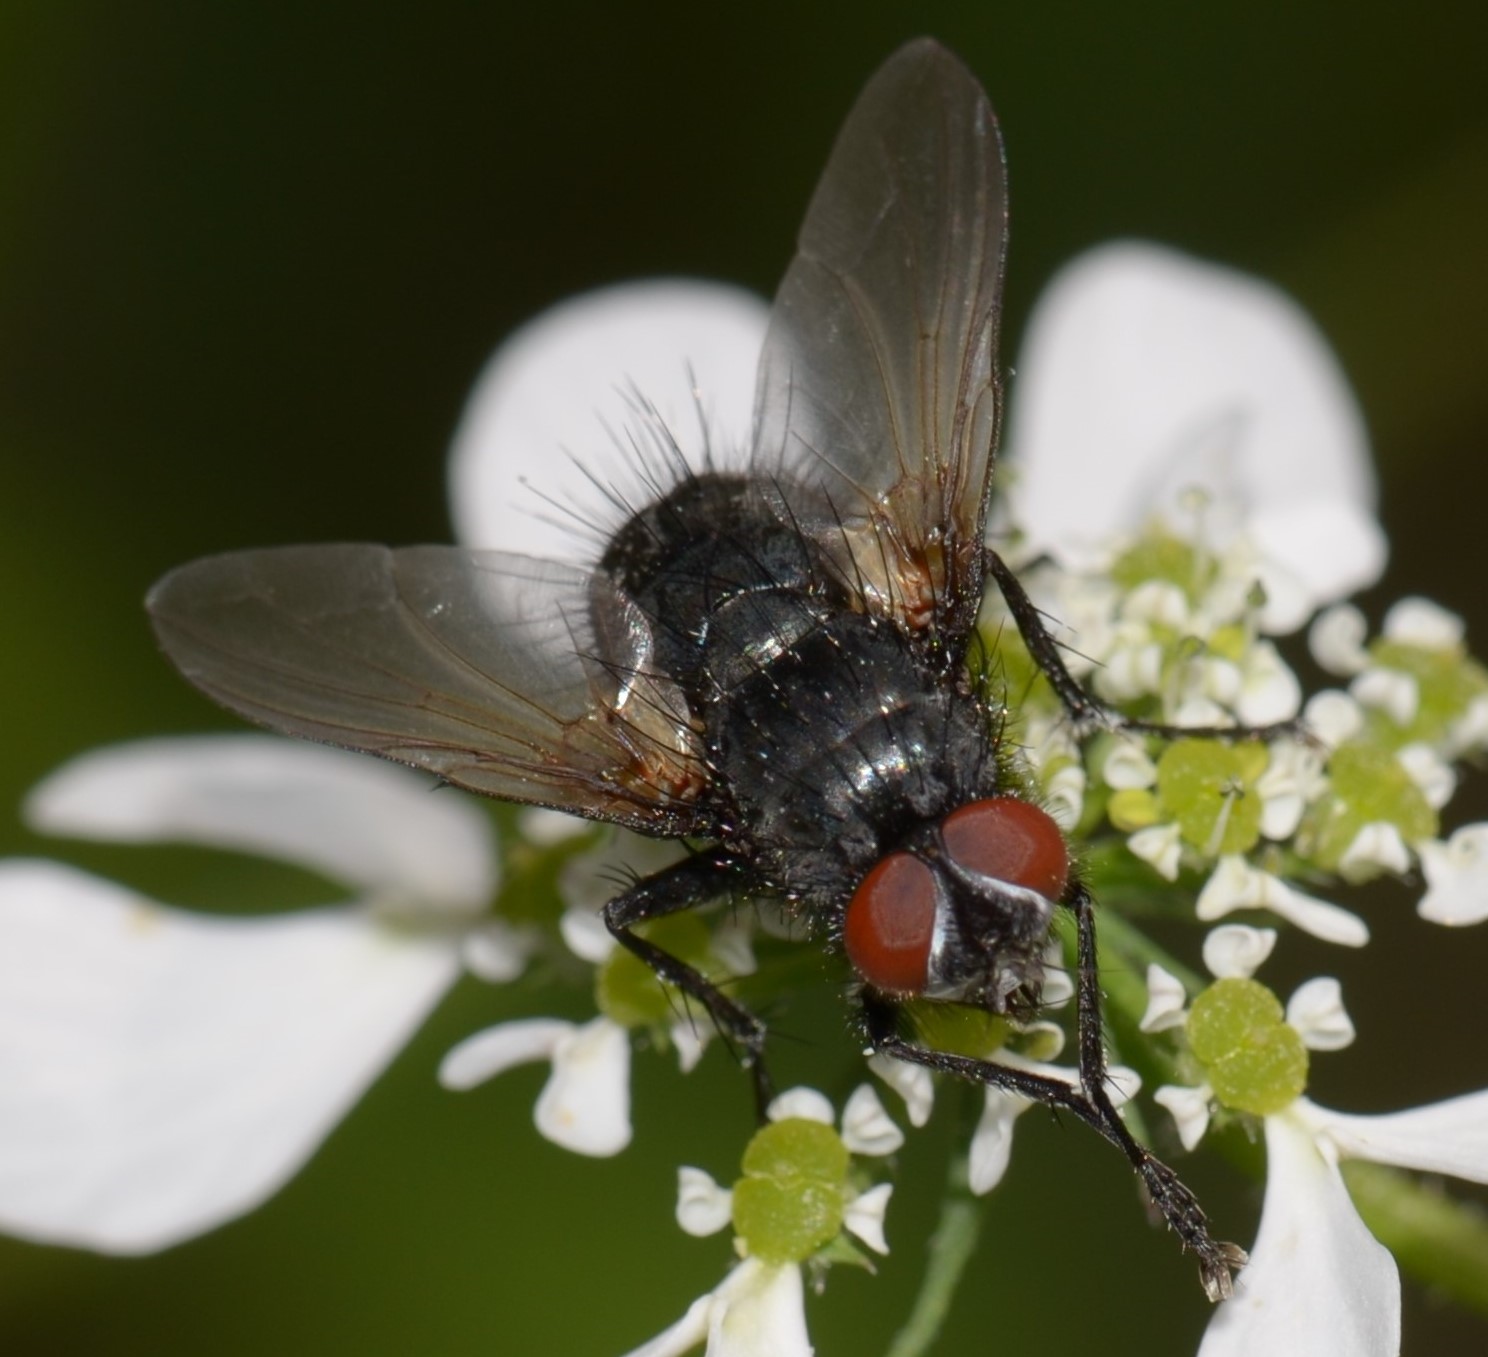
[1156, 739, 1266, 857]
[732, 1118, 849, 1264]
[1187, 977, 1308, 1116]
[1111, 531, 1214, 603]
[1301, 741, 1437, 874]
[1366, 640, 1488, 750]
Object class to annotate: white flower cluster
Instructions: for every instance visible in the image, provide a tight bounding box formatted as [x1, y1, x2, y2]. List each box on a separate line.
[1140, 926, 1488, 1357]
[2, 243, 1485, 1357]
[1001, 522, 1488, 950]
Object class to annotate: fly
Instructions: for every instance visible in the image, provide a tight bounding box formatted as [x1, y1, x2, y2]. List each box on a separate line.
[147, 38, 1270, 1300]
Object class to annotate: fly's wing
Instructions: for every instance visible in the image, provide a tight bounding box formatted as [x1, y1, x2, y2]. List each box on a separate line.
[147, 545, 709, 835]
[754, 38, 1007, 645]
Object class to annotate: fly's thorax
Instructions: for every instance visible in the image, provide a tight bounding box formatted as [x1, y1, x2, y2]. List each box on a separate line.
[706, 611, 996, 883]
[597, 472, 821, 685]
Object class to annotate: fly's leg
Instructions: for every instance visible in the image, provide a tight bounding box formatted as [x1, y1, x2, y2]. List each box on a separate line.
[862, 888, 1246, 1302]
[1066, 881, 1246, 1300]
[985, 547, 1307, 745]
[604, 850, 774, 1117]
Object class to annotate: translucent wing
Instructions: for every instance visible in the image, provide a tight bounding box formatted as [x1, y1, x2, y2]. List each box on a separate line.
[147, 545, 710, 834]
[754, 38, 1007, 642]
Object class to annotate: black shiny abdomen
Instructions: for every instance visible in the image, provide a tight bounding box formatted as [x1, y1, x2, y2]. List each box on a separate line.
[601, 473, 1000, 920]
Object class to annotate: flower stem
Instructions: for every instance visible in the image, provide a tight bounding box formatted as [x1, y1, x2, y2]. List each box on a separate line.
[883, 1089, 984, 1357]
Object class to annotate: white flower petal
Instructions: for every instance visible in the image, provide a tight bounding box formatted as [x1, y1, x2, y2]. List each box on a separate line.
[1397, 743, 1456, 810]
[0, 860, 460, 1253]
[1338, 821, 1411, 882]
[767, 1087, 834, 1126]
[518, 807, 593, 846]
[1123, 579, 1189, 627]
[1196, 656, 1245, 713]
[1197, 858, 1368, 947]
[1383, 596, 1464, 650]
[1096, 640, 1165, 703]
[840, 1084, 904, 1157]
[534, 1016, 633, 1156]
[670, 1018, 709, 1075]
[708, 915, 758, 979]
[1259, 790, 1305, 842]
[1198, 1113, 1399, 1357]
[1297, 1091, 1488, 1182]
[1042, 763, 1086, 831]
[461, 918, 536, 983]
[620, 1288, 713, 1357]
[1128, 822, 1183, 880]
[1248, 502, 1385, 634]
[1201, 920, 1277, 979]
[1236, 642, 1302, 726]
[969, 1087, 1026, 1195]
[1103, 1064, 1143, 1108]
[558, 830, 687, 917]
[559, 905, 615, 963]
[1417, 824, 1488, 925]
[1256, 741, 1325, 842]
[704, 1260, 813, 1357]
[867, 1055, 935, 1129]
[1448, 694, 1488, 757]
[1139, 963, 1190, 1033]
[1350, 667, 1419, 728]
[1153, 1084, 1213, 1152]
[676, 1166, 733, 1238]
[449, 280, 769, 561]
[24, 736, 496, 914]
[1247, 552, 1318, 636]
[1286, 978, 1356, 1051]
[437, 1017, 574, 1090]
[843, 1182, 893, 1256]
[1007, 242, 1383, 622]
[1171, 694, 1233, 729]
[1016, 1019, 1066, 1062]
[1303, 689, 1366, 748]
[1102, 740, 1157, 791]
[1309, 604, 1371, 676]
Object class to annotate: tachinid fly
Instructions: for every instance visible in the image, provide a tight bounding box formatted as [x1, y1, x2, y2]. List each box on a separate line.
[148, 38, 1250, 1299]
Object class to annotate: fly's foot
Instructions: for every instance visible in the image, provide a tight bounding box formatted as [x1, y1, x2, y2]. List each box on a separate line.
[1139, 1154, 1247, 1302]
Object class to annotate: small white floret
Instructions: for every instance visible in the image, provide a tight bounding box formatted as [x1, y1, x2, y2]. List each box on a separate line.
[1349, 667, 1419, 728]
[767, 1087, 835, 1126]
[676, 1167, 733, 1238]
[1286, 978, 1356, 1051]
[1338, 822, 1411, 882]
[1201, 922, 1277, 979]
[1382, 596, 1464, 650]
[1303, 690, 1366, 748]
[1197, 857, 1368, 947]
[1154, 1084, 1214, 1153]
[840, 1085, 904, 1157]
[1308, 604, 1370, 676]
[842, 1182, 894, 1256]
[1128, 823, 1183, 880]
[1139, 963, 1190, 1032]
[867, 1055, 935, 1128]
[1417, 825, 1488, 925]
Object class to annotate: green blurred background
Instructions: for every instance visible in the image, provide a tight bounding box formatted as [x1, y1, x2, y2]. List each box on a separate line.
[3, 3, 1487, 1353]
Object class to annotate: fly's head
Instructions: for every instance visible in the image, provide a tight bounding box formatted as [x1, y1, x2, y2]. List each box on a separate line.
[843, 796, 1070, 1011]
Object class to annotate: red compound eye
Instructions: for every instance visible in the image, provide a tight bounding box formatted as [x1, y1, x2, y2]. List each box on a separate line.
[941, 797, 1069, 900]
[843, 851, 938, 995]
